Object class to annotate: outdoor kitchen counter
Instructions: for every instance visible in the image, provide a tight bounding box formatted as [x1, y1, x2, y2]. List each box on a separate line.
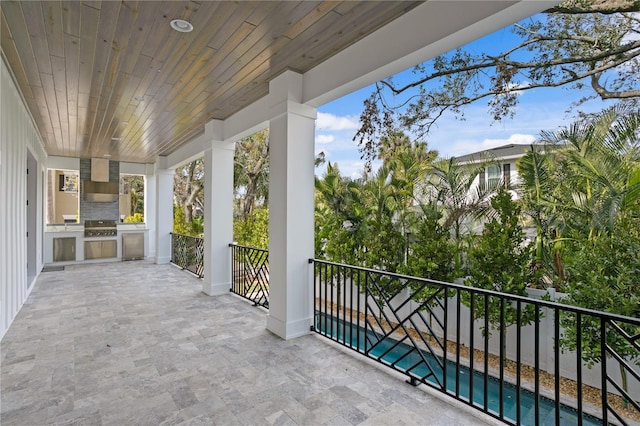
[44, 224, 149, 265]
[45, 224, 84, 232]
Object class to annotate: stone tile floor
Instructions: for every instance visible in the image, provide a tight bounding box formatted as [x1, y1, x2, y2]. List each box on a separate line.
[1, 261, 493, 425]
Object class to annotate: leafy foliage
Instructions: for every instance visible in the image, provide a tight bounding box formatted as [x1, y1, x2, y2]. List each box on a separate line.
[422, 156, 497, 275]
[516, 106, 640, 288]
[400, 205, 457, 305]
[124, 213, 144, 223]
[233, 207, 269, 249]
[173, 204, 203, 236]
[234, 129, 269, 220]
[174, 158, 204, 224]
[559, 217, 640, 368]
[464, 187, 541, 333]
[354, 2, 640, 166]
[120, 175, 144, 216]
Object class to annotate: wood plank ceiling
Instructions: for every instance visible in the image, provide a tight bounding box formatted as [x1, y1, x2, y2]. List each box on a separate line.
[1, 1, 422, 163]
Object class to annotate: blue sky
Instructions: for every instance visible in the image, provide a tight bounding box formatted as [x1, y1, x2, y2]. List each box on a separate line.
[313, 15, 608, 179]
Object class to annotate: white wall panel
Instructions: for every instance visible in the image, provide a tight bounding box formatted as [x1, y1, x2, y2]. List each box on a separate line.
[1, 58, 47, 339]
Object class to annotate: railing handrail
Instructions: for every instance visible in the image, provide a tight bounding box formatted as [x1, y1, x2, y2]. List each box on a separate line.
[229, 242, 268, 253]
[310, 258, 640, 326]
[170, 232, 204, 241]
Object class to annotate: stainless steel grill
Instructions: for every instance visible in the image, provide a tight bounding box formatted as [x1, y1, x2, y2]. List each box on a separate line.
[84, 219, 117, 237]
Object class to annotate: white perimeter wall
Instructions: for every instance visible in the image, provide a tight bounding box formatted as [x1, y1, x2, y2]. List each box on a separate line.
[1, 58, 47, 339]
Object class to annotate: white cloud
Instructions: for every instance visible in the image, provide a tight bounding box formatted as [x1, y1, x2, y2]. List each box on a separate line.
[482, 133, 537, 146]
[315, 134, 334, 144]
[316, 112, 359, 131]
[502, 81, 530, 96]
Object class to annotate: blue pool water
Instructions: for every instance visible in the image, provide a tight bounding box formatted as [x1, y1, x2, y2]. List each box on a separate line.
[316, 314, 605, 426]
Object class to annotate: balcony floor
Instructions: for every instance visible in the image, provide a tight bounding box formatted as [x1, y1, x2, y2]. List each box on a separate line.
[1, 261, 492, 425]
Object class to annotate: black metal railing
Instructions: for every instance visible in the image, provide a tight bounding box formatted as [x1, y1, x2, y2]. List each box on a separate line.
[230, 244, 269, 308]
[170, 233, 204, 278]
[311, 259, 640, 426]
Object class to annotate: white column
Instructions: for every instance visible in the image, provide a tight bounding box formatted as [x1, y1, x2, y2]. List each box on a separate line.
[154, 157, 174, 264]
[266, 71, 317, 340]
[144, 164, 157, 260]
[203, 120, 235, 295]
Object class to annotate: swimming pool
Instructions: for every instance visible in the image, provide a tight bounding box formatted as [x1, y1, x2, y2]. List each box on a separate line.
[315, 313, 606, 426]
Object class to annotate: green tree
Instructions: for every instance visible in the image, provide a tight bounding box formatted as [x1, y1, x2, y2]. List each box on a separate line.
[516, 107, 640, 287]
[516, 145, 563, 284]
[355, 1, 640, 165]
[559, 217, 640, 399]
[422, 157, 496, 276]
[360, 165, 406, 272]
[464, 187, 541, 357]
[121, 175, 144, 217]
[173, 204, 203, 236]
[539, 106, 640, 239]
[174, 158, 204, 225]
[234, 129, 269, 220]
[233, 207, 269, 249]
[315, 162, 365, 265]
[400, 204, 457, 309]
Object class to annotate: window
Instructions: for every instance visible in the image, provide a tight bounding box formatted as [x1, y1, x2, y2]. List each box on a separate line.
[503, 163, 511, 188]
[119, 175, 145, 222]
[47, 169, 79, 224]
[487, 164, 501, 188]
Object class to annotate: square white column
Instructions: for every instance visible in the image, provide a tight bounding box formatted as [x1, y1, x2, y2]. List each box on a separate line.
[144, 168, 157, 260]
[266, 71, 317, 340]
[203, 120, 235, 295]
[154, 158, 174, 264]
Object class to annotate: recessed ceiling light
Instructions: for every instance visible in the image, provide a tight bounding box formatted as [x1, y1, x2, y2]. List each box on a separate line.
[170, 19, 193, 33]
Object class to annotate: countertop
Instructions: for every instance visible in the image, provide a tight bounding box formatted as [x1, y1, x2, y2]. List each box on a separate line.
[45, 223, 148, 232]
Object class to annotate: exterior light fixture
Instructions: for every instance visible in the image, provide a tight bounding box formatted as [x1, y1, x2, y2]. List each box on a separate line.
[170, 19, 193, 33]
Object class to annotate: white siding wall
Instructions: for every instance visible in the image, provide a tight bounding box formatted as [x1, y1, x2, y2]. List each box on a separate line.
[1, 58, 47, 339]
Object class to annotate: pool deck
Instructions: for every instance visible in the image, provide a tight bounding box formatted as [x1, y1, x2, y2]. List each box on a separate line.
[1, 261, 496, 425]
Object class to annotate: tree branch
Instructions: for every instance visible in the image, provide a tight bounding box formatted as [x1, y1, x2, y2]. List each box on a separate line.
[547, 0, 640, 14]
[384, 39, 640, 96]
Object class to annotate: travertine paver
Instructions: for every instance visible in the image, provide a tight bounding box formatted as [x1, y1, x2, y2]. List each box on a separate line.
[1, 261, 492, 425]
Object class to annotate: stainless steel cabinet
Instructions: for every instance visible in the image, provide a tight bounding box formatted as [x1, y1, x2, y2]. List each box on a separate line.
[122, 233, 144, 260]
[84, 240, 116, 260]
[53, 237, 76, 262]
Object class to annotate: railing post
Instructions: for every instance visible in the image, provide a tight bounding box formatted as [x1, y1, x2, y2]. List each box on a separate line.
[600, 316, 608, 425]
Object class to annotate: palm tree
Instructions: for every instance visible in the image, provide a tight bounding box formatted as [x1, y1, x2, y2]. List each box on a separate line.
[517, 146, 565, 284]
[517, 106, 640, 288]
[423, 157, 496, 275]
[539, 106, 640, 239]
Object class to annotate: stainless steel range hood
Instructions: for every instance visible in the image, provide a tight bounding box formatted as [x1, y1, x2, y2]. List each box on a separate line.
[83, 180, 119, 202]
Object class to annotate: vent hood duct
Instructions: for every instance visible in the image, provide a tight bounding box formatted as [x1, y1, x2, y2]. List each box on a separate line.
[83, 180, 119, 202]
